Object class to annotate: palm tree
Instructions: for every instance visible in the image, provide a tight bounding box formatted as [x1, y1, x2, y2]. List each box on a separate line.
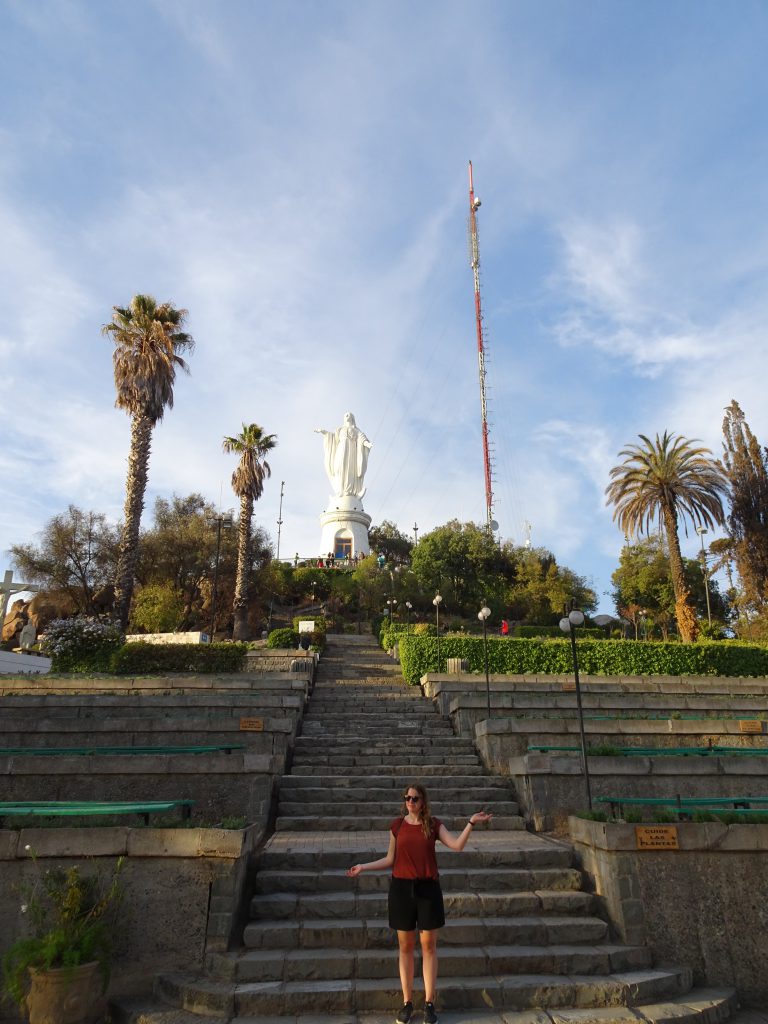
[605, 431, 727, 642]
[223, 424, 277, 640]
[102, 295, 194, 630]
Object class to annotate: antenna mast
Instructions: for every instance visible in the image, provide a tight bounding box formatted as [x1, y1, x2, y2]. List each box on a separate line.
[468, 161, 495, 533]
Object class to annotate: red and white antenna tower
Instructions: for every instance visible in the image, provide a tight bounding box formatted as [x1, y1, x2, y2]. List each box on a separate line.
[468, 160, 496, 534]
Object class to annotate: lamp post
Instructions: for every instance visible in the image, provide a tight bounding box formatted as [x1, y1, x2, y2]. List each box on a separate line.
[433, 593, 442, 673]
[405, 601, 412, 626]
[206, 511, 233, 641]
[478, 603, 492, 719]
[697, 526, 712, 628]
[558, 608, 592, 810]
[387, 597, 397, 622]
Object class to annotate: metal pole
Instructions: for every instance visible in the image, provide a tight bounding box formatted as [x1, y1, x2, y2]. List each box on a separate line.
[435, 603, 440, 674]
[276, 481, 285, 562]
[483, 615, 491, 720]
[569, 626, 592, 810]
[699, 531, 712, 627]
[209, 518, 224, 642]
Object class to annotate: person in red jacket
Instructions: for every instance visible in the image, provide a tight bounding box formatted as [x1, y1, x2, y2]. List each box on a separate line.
[347, 783, 493, 1024]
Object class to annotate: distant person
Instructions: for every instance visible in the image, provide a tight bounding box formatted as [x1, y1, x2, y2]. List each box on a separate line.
[500, 619, 509, 636]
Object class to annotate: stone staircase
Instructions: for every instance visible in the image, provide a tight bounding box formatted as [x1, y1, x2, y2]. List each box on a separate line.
[115, 635, 738, 1023]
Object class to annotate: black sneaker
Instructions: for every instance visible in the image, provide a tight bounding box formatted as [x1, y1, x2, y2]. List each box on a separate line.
[423, 1002, 438, 1024]
[396, 1001, 413, 1024]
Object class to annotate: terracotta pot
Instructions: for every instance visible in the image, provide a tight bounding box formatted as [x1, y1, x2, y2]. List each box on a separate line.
[25, 961, 104, 1024]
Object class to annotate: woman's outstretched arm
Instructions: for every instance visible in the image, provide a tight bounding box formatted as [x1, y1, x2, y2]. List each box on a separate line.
[438, 811, 493, 852]
[346, 832, 396, 876]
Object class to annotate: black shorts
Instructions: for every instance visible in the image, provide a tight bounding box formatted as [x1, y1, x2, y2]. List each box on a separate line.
[388, 877, 445, 931]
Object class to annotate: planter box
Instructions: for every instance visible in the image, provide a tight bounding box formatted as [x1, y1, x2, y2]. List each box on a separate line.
[569, 816, 768, 1006]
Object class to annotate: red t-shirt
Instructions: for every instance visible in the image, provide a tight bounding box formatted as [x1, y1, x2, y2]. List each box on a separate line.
[390, 817, 443, 880]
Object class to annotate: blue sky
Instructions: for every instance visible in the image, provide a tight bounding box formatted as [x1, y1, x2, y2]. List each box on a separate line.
[2, 0, 768, 615]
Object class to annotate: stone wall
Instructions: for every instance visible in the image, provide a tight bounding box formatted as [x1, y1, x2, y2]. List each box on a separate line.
[0, 824, 261, 1022]
[503, 752, 768, 830]
[569, 817, 768, 1006]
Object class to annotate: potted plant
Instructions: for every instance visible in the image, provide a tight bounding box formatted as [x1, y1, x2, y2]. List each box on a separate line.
[2, 854, 123, 1024]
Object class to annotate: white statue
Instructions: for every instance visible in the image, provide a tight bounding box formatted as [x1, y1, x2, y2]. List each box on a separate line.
[315, 412, 373, 498]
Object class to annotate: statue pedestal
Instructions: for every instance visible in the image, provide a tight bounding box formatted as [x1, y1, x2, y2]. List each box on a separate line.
[319, 495, 371, 559]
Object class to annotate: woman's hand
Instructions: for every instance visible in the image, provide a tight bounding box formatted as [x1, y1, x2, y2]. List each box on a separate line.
[469, 811, 493, 826]
[346, 864, 363, 877]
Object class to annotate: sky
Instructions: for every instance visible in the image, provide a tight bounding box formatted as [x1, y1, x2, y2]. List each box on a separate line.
[2, 0, 768, 616]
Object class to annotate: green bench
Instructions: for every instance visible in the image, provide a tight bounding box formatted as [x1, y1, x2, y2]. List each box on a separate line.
[0, 744, 245, 757]
[528, 745, 768, 756]
[0, 800, 194, 826]
[596, 795, 768, 819]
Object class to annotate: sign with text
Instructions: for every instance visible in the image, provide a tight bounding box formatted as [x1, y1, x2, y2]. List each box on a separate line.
[239, 717, 264, 732]
[562, 682, 576, 692]
[738, 719, 765, 734]
[298, 620, 315, 633]
[635, 825, 679, 850]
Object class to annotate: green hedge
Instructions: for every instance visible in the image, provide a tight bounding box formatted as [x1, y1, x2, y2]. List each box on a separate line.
[379, 623, 414, 650]
[512, 624, 604, 639]
[111, 642, 247, 675]
[397, 635, 768, 685]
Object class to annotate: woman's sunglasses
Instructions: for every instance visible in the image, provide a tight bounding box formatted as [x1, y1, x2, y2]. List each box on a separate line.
[404, 795, 421, 803]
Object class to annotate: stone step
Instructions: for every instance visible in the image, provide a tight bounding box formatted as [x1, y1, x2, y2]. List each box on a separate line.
[253, 866, 584, 894]
[290, 754, 482, 767]
[274, 815, 525, 831]
[300, 717, 452, 728]
[256, 843, 574, 871]
[209, 942, 651, 982]
[278, 782, 511, 799]
[242, 913, 609, 950]
[249, 888, 596, 919]
[289, 762, 487, 776]
[276, 800, 521, 817]
[153, 966, 696, 1016]
[110, 987, 739, 1023]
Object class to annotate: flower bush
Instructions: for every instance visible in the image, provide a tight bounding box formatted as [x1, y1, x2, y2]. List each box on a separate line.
[41, 619, 124, 673]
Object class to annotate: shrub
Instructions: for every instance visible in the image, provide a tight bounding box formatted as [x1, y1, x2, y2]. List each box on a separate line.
[42, 619, 124, 673]
[267, 628, 298, 649]
[130, 583, 184, 634]
[512, 625, 605, 639]
[111, 642, 247, 674]
[397, 634, 768, 685]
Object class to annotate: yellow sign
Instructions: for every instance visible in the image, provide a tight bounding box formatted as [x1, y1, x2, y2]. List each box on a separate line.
[239, 717, 264, 732]
[738, 720, 765, 734]
[635, 825, 679, 850]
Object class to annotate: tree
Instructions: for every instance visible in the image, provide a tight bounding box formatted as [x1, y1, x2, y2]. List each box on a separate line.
[605, 431, 728, 642]
[611, 536, 727, 639]
[103, 295, 194, 630]
[410, 520, 506, 614]
[10, 506, 119, 615]
[721, 400, 768, 613]
[223, 424, 277, 640]
[137, 494, 226, 627]
[369, 521, 413, 563]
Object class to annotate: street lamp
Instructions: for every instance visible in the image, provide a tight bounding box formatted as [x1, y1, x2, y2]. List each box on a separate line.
[697, 526, 712, 628]
[478, 603, 492, 719]
[387, 597, 398, 621]
[558, 608, 593, 810]
[433, 593, 442, 673]
[205, 511, 234, 641]
[405, 600, 412, 626]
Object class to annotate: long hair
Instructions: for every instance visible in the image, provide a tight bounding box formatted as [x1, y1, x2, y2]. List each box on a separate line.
[402, 782, 435, 839]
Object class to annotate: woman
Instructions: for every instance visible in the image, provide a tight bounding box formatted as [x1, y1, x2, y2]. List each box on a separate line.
[346, 783, 493, 1024]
